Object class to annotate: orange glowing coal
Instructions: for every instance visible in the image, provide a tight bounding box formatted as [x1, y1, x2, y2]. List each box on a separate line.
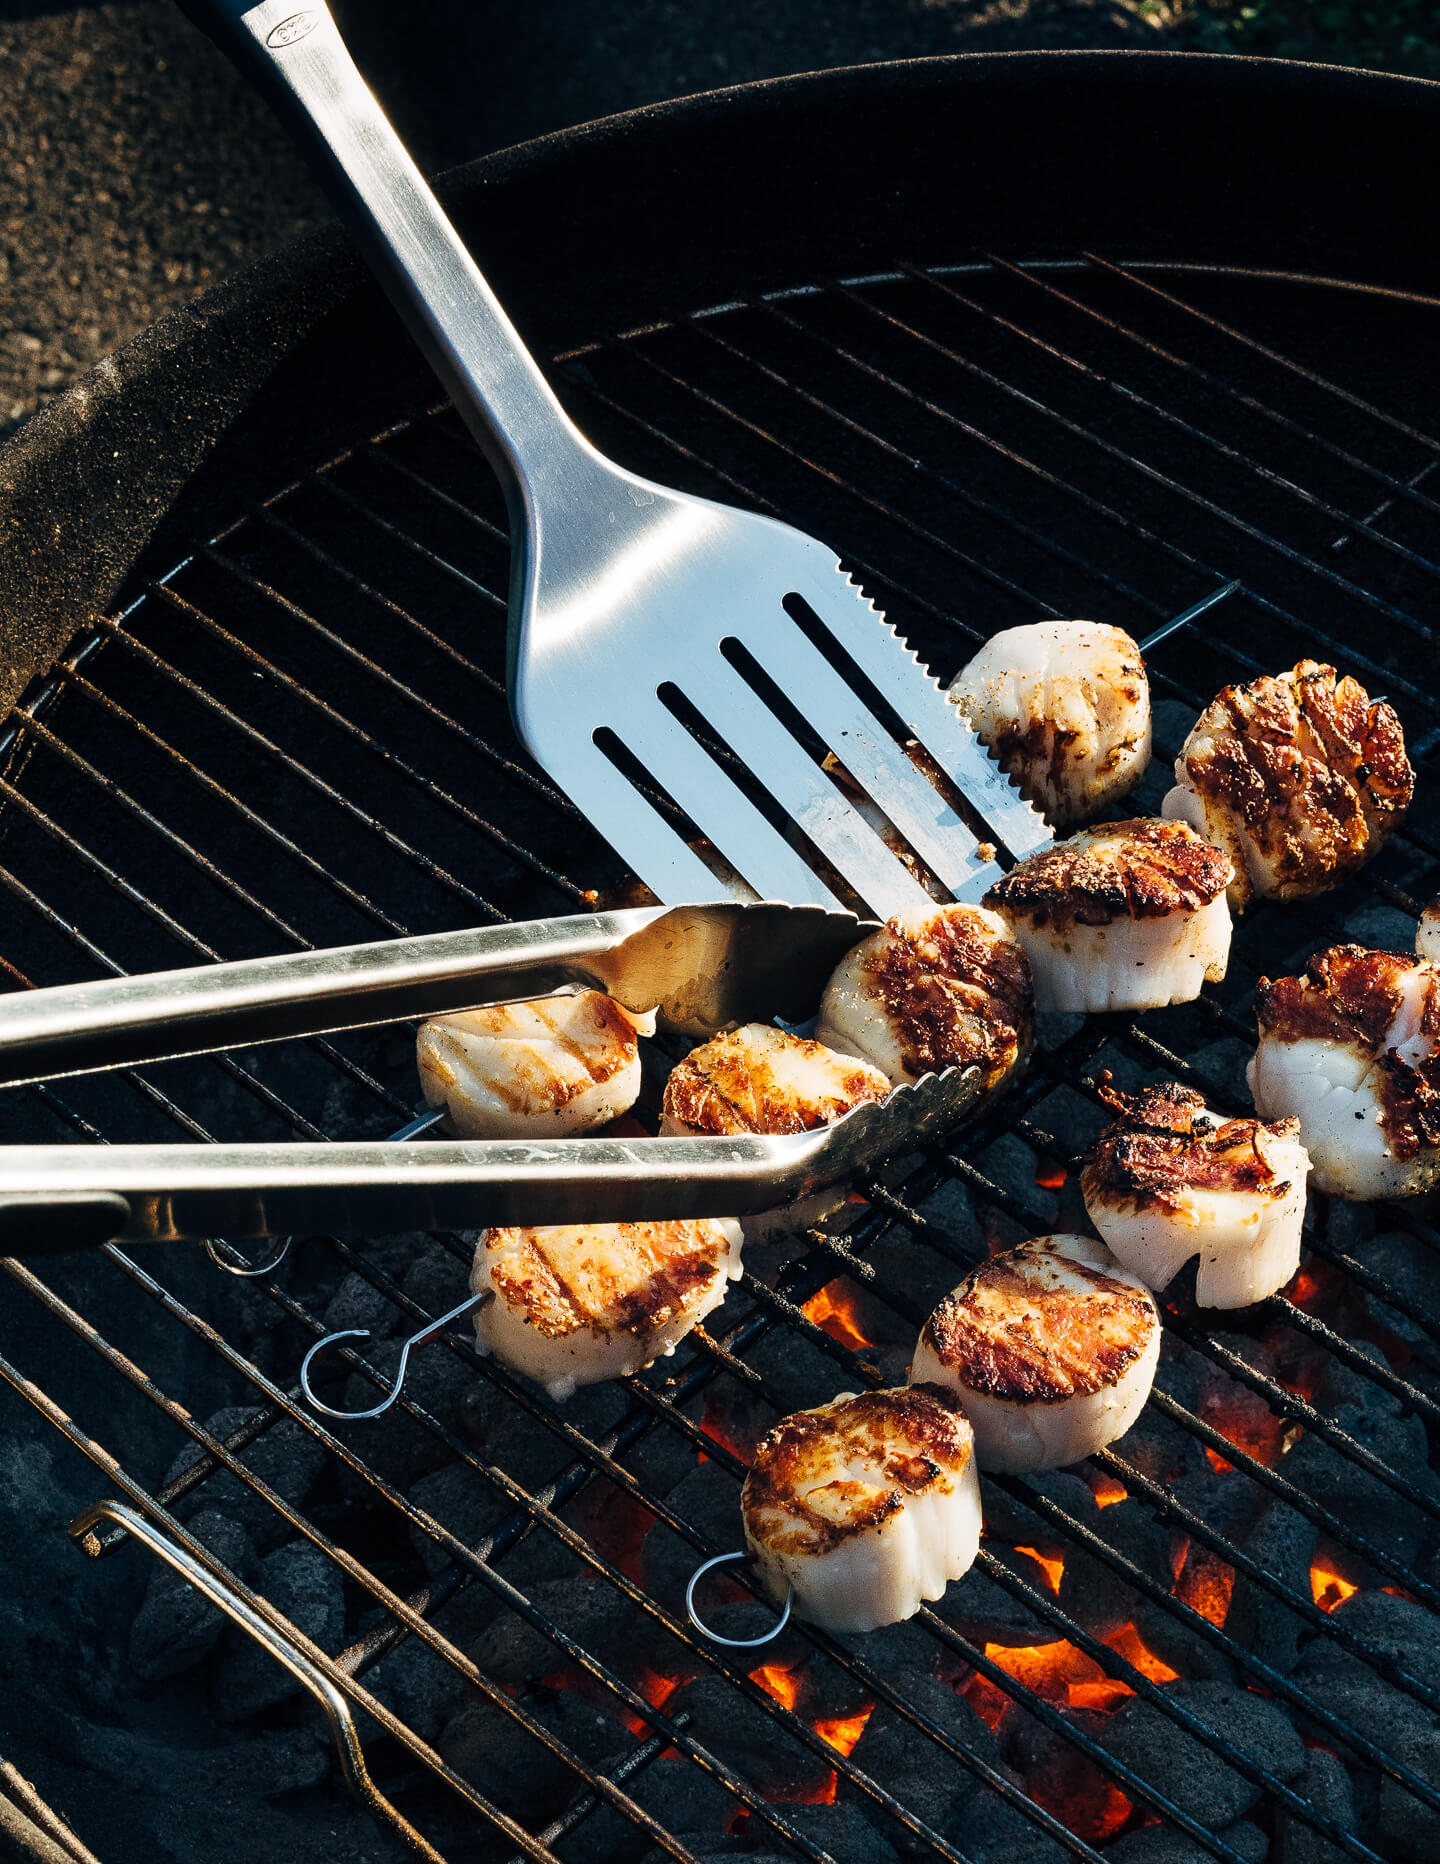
[1014, 1544, 1065, 1592]
[965, 1623, 1178, 1728]
[803, 1278, 876, 1351]
[750, 1662, 802, 1713]
[1173, 1542, 1235, 1629]
[1090, 1473, 1127, 1508]
[1311, 1560, 1359, 1613]
[814, 1704, 874, 1757]
[1034, 1156, 1068, 1190]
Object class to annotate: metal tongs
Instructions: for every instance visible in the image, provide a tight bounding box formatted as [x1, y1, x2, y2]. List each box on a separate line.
[0, 903, 981, 1255]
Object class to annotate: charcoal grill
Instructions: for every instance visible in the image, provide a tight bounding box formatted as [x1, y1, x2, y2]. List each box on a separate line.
[4, 48, 1440, 1864]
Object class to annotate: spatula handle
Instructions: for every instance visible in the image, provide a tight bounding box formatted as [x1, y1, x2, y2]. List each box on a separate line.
[176, 0, 587, 513]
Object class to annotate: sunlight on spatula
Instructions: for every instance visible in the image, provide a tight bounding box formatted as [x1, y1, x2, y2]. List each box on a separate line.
[182, 0, 1052, 913]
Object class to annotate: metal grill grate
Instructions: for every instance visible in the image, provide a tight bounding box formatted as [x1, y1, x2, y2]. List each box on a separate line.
[3, 254, 1440, 1864]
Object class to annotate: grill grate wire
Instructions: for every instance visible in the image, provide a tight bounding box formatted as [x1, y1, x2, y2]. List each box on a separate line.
[2, 254, 1440, 1862]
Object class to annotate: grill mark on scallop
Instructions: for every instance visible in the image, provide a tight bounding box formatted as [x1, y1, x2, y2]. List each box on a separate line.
[984, 818, 1231, 929]
[742, 1384, 974, 1558]
[920, 1245, 1156, 1401]
[1257, 946, 1440, 1159]
[484, 1222, 730, 1339]
[1082, 1081, 1302, 1214]
[862, 910, 1032, 1084]
[1171, 660, 1412, 909]
[661, 1023, 889, 1136]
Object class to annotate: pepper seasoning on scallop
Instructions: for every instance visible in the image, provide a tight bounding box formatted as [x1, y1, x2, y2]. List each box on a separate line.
[471, 1219, 743, 1402]
[816, 902, 1033, 1102]
[1418, 898, 1440, 963]
[1163, 659, 1413, 913]
[741, 1385, 982, 1633]
[417, 991, 654, 1138]
[1081, 1081, 1311, 1308]
[1248, 945, 1440, 1201]
[948, 620, 1152, 831]
[909, 1234, 1160, 1472]
[660, 1023, 891, 1241]
[982, 818, 1232, 1014]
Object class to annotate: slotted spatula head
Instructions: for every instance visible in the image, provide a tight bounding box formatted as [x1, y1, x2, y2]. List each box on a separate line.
[512, 452, 1053, 915]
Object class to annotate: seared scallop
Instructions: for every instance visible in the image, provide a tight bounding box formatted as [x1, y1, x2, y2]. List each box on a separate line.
[1248, 945, 1440, 1201]
[471, 1219, 743, 1401]
[816, 903, 1033, 1102]
[909, 1234, 1160, 1472]
[983, 818, 1232, 1014]
[1418, 899, 1440, 963]
[1082, 1082, 1311, 1308]
[417, 991, 654, 1139]
[949, 620, 1152, 831]
[741, 1384, 982, 1632]
[661, 1023, 891, 1241]
[1162, 660, 1412, 913]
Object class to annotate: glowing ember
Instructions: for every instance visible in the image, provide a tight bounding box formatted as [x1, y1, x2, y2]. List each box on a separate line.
[1090, 1473, 1127, 1508]
[750, 1662, 802, 1713]
[1198, 1385, 1288, 1474]
[1105, 1621, 1180, 1685]
[1014, 1544, 1065, 1592]
[1312, 1561, 1360, 1613]
[815, 1704, 874, 1757]
[1034, 1156, 1068, 1190]
[803, 1278, 876, 1351]
[1173, 1545, 1235, 1629]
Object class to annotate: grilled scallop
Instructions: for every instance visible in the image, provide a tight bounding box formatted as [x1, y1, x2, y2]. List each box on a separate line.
[471, 1219, 743, 1401]
[910, 1234, 1161, 1472]
[417, 991, 654, 1139]
[1082, 1082, 1311, 1308]
[661, 1023, 891, 1241]
[1248, 945, 1440, 1201]
[1162, 660, 1413, 913]
[1418, 899, 1440, 963]
[741, 1385, 982, 1632]
[983, 818, 1232, 1014]
[816, 904, 1033, 1103]
[948, 620, 1152, 831]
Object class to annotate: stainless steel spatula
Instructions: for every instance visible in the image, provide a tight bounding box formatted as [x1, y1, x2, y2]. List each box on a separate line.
[180, 0, 1051, 913]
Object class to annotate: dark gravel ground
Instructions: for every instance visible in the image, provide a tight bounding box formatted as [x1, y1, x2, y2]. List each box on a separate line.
[0, 0, 1169, 443]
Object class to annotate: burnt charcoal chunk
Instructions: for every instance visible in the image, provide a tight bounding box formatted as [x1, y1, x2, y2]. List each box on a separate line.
[981, 1469, 1099, 1550]
[1351, 1231, 1440, 1371]
[332, 1332, 472, 1485]
[165, 1408, 326, 1549]
[321, 1269, 399, 1338]
[1275, 1746, 1357, 1864]
[938, 1550, 1057, 1647]
[471, 1577, 636, 1687]
[847, 1673, 995, 1856]
[365, 1631, 468, 1743]
[128, 1508, 254, 1682]
[771, 1802, 901, 1864]
[1282, 1402, 1438, 1567]
[1378, 1726, 1440, 1856]
[960, 1786, 1069, 1864]
[836, 1615, 944, 1686]
[214, 1539, 345, 1720]
[1099, 1680, 1304, 1825]
[1223, 1498, 1317, 1675]
[436, 1693, 580, 1816]
[1293, 1589, 1440, 1749]
[1105, 1822, 1267, 1863]
[666, 1672, 824, 1798]
[640, 1463, 743, 1611]
[1056, 1499, 1173, 1641]
[405, 1459, 512, 1578]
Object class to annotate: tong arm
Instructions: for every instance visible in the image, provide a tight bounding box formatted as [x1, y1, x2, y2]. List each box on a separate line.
[0, 907, 667, 1087]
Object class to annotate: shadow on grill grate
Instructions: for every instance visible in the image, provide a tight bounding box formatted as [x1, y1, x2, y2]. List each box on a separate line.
[3, 255, 1440, 1864]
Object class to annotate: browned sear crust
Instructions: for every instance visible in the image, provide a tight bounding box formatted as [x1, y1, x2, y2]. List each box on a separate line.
[1081, 1080, 1301, 1214]
[983, 819, 1231, 929]
[662, 1025, 888, 1135]
[742, 1385, 973, 1557]
[1180, 660, 1412, 907]
[865, 908, 1033, 1086]
[1257, 945, 1440, 1159]
[920, 1241, 1155, 1400]
[484, 1222, 727, 1340]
